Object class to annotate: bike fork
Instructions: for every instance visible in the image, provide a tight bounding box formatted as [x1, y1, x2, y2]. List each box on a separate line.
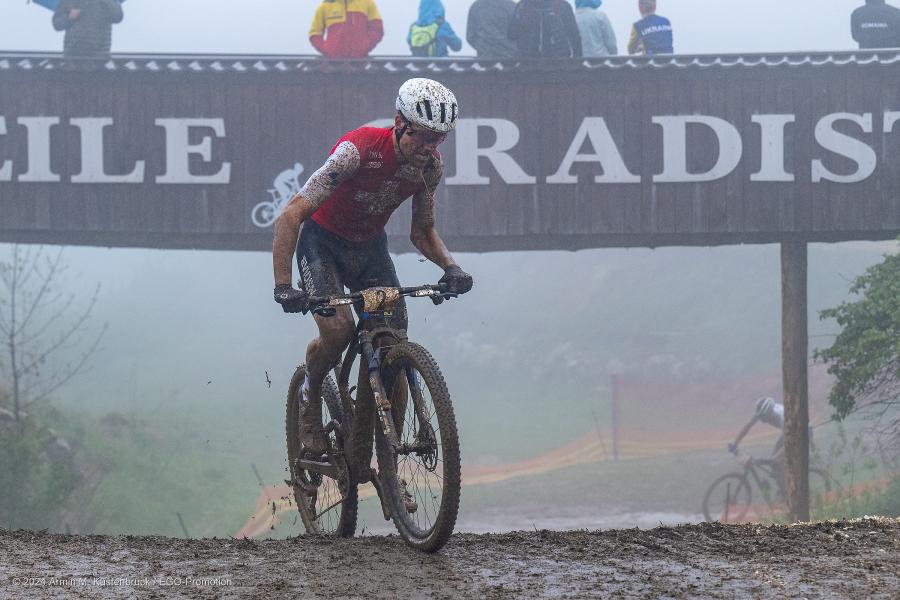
[360, 335, 401, 451]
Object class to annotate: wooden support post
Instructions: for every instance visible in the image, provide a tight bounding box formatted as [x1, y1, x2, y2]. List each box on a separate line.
[781, 241, 809, 522]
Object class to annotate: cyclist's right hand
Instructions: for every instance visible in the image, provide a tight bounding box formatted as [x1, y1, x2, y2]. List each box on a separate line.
[439, 264, 473, 295]
[727, 442, 738, 455]
[274, 284, 307, 313]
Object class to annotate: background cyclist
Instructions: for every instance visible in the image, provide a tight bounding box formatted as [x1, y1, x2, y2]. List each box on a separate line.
[730, 397, 791, 458]
[729, 396, 814, 492]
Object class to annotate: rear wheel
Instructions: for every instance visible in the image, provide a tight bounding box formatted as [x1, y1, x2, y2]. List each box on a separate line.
[753, 461, 833, 521]
[376, 342, 460, 552]
[286, 364, 357, 537]
[702, 473, 752, 523]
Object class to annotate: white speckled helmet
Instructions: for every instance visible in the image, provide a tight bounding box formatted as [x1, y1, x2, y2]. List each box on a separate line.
[396, 78, 459, 134]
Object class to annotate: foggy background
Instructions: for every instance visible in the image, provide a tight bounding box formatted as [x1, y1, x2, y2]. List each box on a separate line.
[1, 0, 896, 536]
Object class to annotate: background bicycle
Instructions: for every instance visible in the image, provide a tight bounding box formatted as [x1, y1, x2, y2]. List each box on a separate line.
[703, 449, 832, 523]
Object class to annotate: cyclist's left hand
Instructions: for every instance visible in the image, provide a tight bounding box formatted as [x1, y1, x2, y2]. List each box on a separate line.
[440, 264, 473, 294]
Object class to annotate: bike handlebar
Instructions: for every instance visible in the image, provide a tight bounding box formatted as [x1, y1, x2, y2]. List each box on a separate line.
[302, 283, 457, 316]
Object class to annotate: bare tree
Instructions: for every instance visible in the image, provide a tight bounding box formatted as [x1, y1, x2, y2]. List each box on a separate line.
[0, 245, 106, 421]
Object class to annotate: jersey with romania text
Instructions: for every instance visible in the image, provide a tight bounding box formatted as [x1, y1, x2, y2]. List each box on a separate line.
[300, 127, 442, 243]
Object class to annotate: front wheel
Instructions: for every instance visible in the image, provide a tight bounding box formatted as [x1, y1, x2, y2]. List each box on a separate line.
[702, 472, 753, 523]
[286, 364, 357, 537]
[376, 342, 461, 552]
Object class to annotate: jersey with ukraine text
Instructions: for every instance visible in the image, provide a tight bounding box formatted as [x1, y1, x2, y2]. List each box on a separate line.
[632, 14, 673, 55]
[300, 127, 442, 243]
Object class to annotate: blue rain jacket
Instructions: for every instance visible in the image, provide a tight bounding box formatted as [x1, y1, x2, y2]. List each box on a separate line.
[408, 0, 463, 56]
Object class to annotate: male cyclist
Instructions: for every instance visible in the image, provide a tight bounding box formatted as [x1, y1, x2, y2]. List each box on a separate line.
[729, 397, 789, 458]
[271, 78, 474, 453]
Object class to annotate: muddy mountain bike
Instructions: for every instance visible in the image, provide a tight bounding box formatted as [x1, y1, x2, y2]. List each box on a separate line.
[702, 447, 832, 523]
[285, 283, 461, 552]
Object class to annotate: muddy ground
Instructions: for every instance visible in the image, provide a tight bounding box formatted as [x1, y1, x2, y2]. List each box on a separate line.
[1, 518, 898, 599]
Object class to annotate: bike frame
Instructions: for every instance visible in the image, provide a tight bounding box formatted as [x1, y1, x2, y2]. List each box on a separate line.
[294, 285, 448, 501]
[742, 458, 781, 506]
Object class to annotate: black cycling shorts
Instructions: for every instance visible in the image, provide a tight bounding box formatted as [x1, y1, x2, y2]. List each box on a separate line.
[295, 219, 407, 329]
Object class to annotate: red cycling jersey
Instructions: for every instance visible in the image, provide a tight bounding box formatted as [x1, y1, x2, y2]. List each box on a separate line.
[302, 127, 442, 243]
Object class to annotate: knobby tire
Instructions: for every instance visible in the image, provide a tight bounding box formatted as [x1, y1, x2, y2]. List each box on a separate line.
[375, 342, 461, 552]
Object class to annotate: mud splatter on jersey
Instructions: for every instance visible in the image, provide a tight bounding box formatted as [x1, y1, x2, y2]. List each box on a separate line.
[303, 127, 442, 243]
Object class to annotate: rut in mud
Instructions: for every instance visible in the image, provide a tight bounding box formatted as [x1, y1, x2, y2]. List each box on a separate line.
[1, 518, 898, 599]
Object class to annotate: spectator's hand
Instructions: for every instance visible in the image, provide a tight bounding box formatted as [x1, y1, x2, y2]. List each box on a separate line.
[274, 284, 307, 314]
[727, 442, 738, 455]
[439, 265, 473, 295]
[69, 8, 82, 20]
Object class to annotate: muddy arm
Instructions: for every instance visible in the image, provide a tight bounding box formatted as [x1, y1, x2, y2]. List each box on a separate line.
[272, 196, 317, 286]
[730, 416, 759, 452]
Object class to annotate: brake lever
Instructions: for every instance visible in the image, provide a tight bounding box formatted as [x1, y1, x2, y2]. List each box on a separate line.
[430, 291, 458, 306]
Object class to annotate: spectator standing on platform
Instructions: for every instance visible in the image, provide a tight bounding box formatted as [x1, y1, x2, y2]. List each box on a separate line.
[575, 0, 617, 57]
[627, 0, 673, 55]
[466, 0, 518, 59]
[851, 0, 900, 49]
[309, 0, 384, 58]
[408, 0, 463, 57]
[52, 0, 123, 59]
[509, 0, 583, 59]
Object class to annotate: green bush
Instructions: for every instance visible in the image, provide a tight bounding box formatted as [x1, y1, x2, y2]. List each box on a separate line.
[816, 240, 900, 419]
[0, 419, 81, 530]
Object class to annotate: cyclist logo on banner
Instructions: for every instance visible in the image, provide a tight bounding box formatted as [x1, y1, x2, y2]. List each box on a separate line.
[251, 163, 305, 228]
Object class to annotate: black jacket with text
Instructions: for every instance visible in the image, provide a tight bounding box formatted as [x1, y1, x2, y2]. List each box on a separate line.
[852, 0, 900, 49]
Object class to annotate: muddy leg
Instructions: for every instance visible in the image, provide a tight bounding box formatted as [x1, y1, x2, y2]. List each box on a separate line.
[391, 376, 409, 434]
[296, 307, 355, 452]
[387, 301, 410, 432]
[306, 306, 354, 395]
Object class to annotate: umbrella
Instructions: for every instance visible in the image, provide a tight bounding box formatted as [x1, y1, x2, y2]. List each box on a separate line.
[31, 0, 125, 10]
